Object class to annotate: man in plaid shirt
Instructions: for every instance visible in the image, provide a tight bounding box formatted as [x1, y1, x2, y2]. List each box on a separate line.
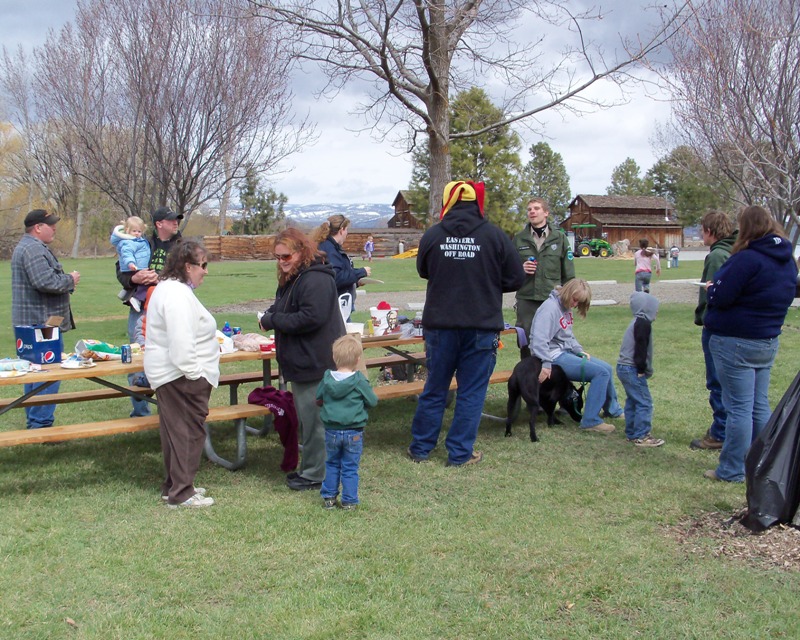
[11, 210, 80, 429]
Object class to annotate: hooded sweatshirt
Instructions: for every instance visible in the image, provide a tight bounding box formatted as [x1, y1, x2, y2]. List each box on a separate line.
[416, 200, 525, 331]
[316, 370, 378, 430]
[530, 288, 584, 370]
[705, 234, 798, 339]
[259, 261, 345, 383]
[694, 232, 736, 326]
[618, 292, 659, 377]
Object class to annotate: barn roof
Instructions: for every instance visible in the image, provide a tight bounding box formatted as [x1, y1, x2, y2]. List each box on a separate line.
[589, 213, 682, 228]
[570, 194, 675, 210]
[392, 190, 414, 207]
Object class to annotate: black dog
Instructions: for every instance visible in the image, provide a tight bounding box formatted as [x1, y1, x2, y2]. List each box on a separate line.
[505, 356, 584, 442]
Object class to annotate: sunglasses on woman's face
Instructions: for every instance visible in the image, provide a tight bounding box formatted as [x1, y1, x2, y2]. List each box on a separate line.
[274, 253, 295, 262]
[191, 261, 208, 269]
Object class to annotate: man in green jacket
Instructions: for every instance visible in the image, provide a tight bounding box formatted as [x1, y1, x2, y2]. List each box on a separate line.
[513, 197, 575, 357]
[690, 210, 736, 450]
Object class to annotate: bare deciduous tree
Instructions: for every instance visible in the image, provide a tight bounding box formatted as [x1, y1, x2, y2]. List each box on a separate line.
[249, 0, 691, 220]
[3, 0, 311, 233]
[655, 0, 800, 247]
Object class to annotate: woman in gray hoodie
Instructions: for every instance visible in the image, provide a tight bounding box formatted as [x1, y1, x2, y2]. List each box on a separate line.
[531, 279, 623, 434]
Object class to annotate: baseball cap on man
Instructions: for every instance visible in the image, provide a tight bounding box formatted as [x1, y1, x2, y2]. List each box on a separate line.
[152, 207, 183, 223]
[24, 209, 61, 227]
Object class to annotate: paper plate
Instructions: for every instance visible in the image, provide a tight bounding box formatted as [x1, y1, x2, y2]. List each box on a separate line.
[61, 360, 97, 369]
[0, 370, 28, 378]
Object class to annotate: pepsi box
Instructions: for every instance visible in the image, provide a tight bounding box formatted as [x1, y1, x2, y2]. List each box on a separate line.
[15, 322, 63, 364]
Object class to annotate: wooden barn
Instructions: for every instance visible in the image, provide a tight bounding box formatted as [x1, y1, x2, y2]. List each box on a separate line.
[389, 191, 425, 229]
[563, 195, 683, 249]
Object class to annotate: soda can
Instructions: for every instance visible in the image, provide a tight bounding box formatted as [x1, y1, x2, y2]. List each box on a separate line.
[232, 327, 242, 335]
[121, 344, 132, 364]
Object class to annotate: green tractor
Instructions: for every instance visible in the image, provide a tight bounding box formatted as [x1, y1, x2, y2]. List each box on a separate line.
[572, 224, 614, 258]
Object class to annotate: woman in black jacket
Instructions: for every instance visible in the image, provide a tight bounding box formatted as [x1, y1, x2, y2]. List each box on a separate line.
[260, 228, 345, 490]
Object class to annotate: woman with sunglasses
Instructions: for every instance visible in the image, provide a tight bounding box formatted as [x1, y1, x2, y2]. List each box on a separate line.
[259, 228, 345, 491]
[144, 241, 219, 508]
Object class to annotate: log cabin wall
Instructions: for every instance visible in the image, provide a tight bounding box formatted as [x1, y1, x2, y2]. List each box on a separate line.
[204, 229, 424, 260]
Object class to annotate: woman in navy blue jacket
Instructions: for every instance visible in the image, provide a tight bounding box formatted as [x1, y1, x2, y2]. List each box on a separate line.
[312, 215, 371, 317]
[703, 206, 798, 483]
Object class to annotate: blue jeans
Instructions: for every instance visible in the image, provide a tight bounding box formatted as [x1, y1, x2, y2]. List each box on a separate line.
[709, 334, 779, 482]
[671, 257, 679, 268]
[321, 429, 364, 505]
[127, 307, 150, 417]
[635, 272, 652, 293]
[554, 353, 622, 428]
[409, 328, 497, 465]
[702, 327, 727, 442]
[616, 364, 653, 440]
[24, 381, 60, 429]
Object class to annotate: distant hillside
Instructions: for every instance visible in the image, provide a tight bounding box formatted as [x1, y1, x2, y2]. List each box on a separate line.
[283, 203, 395, 229]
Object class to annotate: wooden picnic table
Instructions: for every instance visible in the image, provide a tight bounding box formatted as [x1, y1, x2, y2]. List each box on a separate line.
[0, 350, 276, 470]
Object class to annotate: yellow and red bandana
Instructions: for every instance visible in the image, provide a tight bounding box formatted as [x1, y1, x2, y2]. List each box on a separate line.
[440, 181, 485, 219]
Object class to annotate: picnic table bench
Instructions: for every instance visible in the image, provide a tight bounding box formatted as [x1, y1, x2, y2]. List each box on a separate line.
[0, 331, 514, 467]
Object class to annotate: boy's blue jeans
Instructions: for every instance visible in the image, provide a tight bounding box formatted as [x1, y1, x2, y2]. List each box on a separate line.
[615, 364, 653, 440]
[321, 428, 364, 505]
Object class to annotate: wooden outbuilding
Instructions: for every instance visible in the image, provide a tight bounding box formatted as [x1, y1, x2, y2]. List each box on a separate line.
[563, 195, 682, 249]
[389, 191, 424, 229]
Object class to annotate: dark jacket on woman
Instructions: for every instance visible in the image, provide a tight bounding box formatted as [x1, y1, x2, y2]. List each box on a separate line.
[705, 234, 798, 339]
[417, 200, 525, 331]
[259, 261, 345, 383]
[317, 236, 368, 298]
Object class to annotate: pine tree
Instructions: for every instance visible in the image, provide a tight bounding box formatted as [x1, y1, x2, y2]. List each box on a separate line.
[232, 167, 287, 235]
[607, 158, 648, 196]
[645, 146, 737, 227]
[407, 87, 524, 235]
[519, 142, 571, 222]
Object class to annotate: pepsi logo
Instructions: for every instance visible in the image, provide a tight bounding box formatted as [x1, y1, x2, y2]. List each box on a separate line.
[43, 351, 56, 363]
[16, 338, 22, 350]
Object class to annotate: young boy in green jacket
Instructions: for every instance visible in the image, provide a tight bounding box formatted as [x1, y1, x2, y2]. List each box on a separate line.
[316, 334, 378, 510]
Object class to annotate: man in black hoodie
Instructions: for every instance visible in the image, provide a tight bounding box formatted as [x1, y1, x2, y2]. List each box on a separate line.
[407, 181, 525, 467]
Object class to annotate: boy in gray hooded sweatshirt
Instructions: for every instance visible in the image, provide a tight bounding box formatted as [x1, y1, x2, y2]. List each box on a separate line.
[616, 292, 665, 447]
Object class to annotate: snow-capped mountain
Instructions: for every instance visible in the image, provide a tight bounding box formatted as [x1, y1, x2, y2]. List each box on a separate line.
[283, 203, 395, 228]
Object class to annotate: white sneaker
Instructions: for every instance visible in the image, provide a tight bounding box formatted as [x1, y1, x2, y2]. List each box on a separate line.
[129, 297, 141, 312]
[162, 487, 207, 502]
[167, 492, 214, 509]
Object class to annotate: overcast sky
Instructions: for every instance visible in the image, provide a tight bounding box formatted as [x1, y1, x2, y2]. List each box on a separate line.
[0, 0, 674, 206]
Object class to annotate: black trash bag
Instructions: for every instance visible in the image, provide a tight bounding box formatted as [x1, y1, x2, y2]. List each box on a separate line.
[741, 370, 800, 532]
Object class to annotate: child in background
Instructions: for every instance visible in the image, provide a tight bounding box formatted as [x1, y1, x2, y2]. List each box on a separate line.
[669, 244, 680, 268]
[616, 292, 665, 447]
[633, 238, 661, 293]
[110, 217, 151, 312]
[363, 235, 374, 261]
[316, 334, 378, 510]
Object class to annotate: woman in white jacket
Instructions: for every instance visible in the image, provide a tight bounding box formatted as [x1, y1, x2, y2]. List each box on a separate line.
[145, 241, 220, 508]
[531, 279, 623, 434]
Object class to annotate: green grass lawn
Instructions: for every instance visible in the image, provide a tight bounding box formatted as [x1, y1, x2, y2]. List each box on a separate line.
[1, 255, 799, 639]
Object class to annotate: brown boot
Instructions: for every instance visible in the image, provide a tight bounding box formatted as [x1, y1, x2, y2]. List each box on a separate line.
[690, 430, 723, 450]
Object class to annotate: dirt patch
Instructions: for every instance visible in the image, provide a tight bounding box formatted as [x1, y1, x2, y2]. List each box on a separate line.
[667, 507, 800, 572]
